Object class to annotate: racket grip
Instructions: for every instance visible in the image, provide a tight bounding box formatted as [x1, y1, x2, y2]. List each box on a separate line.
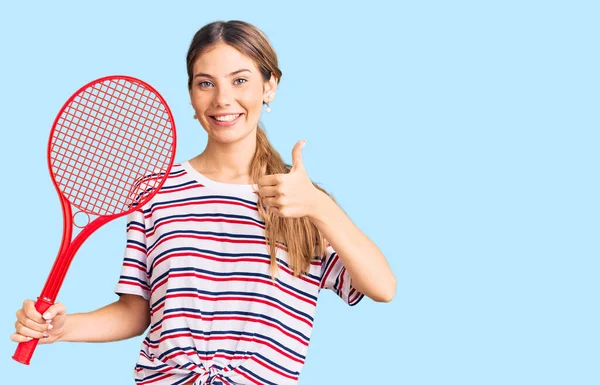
[12, 296, 54, 365]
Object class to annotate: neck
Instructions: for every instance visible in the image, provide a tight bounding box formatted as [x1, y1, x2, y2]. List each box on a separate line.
[190, 132, 257, 182]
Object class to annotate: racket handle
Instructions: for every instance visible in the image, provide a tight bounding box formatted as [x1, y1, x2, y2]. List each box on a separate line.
[12, 296, 54, 365]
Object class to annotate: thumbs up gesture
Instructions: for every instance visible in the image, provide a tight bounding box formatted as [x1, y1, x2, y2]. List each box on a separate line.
[257, 140, 323, 218]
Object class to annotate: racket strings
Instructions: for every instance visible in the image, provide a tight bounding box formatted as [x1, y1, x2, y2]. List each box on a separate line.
[50, 78, 174, 216]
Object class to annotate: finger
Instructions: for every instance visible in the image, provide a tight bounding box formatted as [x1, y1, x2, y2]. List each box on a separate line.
[15, 323, 47, 339]
[268, 206, 283, 216]
[291, 139, 306, 172]
[258, 185, 278, 198]
[16, 310, 49, 333]
[258, 174, 282, 187]
[22, 300, 45, 324]
[10, 333, 34, 343]
[42, 302, 66, 322]
[262, 197, 280, 208]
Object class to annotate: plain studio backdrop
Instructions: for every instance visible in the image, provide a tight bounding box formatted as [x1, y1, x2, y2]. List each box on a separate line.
[1, 1, 598, 384]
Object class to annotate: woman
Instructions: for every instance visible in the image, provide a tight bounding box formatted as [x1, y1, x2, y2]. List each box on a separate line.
[12, 20, 396, 385]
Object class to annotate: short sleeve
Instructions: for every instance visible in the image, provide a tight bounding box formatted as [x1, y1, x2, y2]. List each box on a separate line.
[319, 244, 364, 306]
[114, 208, 151, 300]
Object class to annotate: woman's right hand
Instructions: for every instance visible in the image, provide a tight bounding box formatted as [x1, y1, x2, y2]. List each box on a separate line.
[10, 300, 66, 345]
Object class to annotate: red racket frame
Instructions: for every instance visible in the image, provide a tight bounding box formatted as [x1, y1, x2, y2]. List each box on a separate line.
[12, 75, 176, 365]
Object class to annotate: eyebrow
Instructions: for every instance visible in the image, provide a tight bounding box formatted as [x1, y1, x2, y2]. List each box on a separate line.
[194, 68, 251, 79]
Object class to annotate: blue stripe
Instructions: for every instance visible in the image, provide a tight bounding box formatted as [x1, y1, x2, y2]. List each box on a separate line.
[169, 168, 185, 175]
[151, 307, 310, 342]
[150, 266, 317, 303]
[146, 229, 266, 252]
[124, 257, 146, 269]
[134, 362, 169, 371]
[161, 180, 197, 190]
[126, 239, 146, 252]
[170, 372, 196, 385]
[144, 195, 257, 214]
[253, 351, 300, 376]
[119, 275, 149, 289]
[148, 246, 320, 282]
[126, 220, 144, 230]
[147, 329, 305, 360]
[152, 287, 314, 324]
[134, 368, 168, 383]
[147, 212, 264, 234]
[350, 293, 365, 306]
[237, 364, 279, 385]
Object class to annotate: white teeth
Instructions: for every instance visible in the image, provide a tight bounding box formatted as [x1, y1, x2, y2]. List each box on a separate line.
[213, 114, 241, 122]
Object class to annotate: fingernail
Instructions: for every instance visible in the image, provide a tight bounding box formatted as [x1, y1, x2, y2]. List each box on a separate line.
[48, 324, 54, 330]
[26, 336, 33, 340]
[43, 332, 49, 338]
[43, 313, 51, 320]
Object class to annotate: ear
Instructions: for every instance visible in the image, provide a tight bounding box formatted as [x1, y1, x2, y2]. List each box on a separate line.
[263, 73, 278, 101]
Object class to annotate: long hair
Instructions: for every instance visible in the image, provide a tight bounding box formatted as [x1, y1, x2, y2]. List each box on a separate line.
[186, 20, 334, 278]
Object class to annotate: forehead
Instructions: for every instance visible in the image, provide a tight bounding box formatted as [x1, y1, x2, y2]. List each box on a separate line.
[193, 43, 258, 76]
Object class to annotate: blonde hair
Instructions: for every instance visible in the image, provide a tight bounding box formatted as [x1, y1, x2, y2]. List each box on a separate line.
[186, 20, 334, 277]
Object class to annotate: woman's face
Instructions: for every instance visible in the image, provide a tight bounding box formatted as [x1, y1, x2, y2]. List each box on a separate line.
[189, 42, 276, 144]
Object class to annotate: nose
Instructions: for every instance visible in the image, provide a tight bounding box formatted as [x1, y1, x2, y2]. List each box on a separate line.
[213, 85, 233, 108]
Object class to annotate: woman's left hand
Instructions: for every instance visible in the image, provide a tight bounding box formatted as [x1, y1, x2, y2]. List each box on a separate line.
[257, 139, 323, 218]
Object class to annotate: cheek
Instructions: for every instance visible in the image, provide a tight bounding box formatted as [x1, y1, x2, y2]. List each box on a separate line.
[240, 86, 264, 110]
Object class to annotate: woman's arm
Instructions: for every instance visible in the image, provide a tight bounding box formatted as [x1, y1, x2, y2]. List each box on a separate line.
[308, 190, 397, 302]
[59, 294, 150, 343]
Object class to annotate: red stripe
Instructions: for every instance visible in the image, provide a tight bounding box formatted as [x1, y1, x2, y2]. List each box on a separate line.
[151, 293, 312, 327]
[251, 355, 299, 380]
[127, 225, 145, 234]
[124, 262, 145, 272]
[151, 251, 319, 287]
[151, 272, 316, 307]
[147, 233, 266, 256]
[137, 372, 175, 385]
[233, 367, 265, 385]
[338, 266, 346, 299]
[126, 244, 146, 254]
[320, 253, 339, 289]
[145, 199, 257, 219]
[157, 184, 203, 195]
[146, 333, 304, 365]
[154, 312, 309, 346]
[215, 374, 233, 385]
[168, 171, 186, 179]
[146, 216, 264, 238]
[117, 280, 149, 292]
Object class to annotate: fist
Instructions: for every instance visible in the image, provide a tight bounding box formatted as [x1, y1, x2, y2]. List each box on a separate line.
[258, 140, 322, 218]
[11, 300, 66, 345]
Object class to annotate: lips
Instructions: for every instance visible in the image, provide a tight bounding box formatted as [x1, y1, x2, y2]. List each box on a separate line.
[210, 113, 242, 121]
[209, 113, 244, 126]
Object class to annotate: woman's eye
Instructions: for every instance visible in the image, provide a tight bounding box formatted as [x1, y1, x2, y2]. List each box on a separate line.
[197, 78, 247, 88]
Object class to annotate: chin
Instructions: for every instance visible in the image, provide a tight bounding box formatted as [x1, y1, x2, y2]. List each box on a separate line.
[207, 124, 257, 144]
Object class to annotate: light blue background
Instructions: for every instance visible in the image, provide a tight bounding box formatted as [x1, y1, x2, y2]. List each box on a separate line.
[1, 1, 598, 384]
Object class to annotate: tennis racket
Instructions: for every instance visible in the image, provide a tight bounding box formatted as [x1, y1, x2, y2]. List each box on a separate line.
[12, 75, 177, 365]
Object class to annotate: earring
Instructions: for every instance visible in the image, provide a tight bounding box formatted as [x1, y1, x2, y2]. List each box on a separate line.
[265, 95, 273, 112]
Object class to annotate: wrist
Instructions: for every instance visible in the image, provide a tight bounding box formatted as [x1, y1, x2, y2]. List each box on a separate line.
[55, 315, 70, 342]
[307, 189, 331, 224]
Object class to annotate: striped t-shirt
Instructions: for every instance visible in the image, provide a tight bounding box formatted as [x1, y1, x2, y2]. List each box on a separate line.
[114, 161, 364, 385]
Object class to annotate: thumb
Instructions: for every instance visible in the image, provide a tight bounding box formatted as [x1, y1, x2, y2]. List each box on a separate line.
[43, 302, 66, 321]
[291, 139, 306, 172]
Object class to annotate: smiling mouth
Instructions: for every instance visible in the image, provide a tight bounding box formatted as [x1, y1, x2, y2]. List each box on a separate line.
[210, 113, 243, 122]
